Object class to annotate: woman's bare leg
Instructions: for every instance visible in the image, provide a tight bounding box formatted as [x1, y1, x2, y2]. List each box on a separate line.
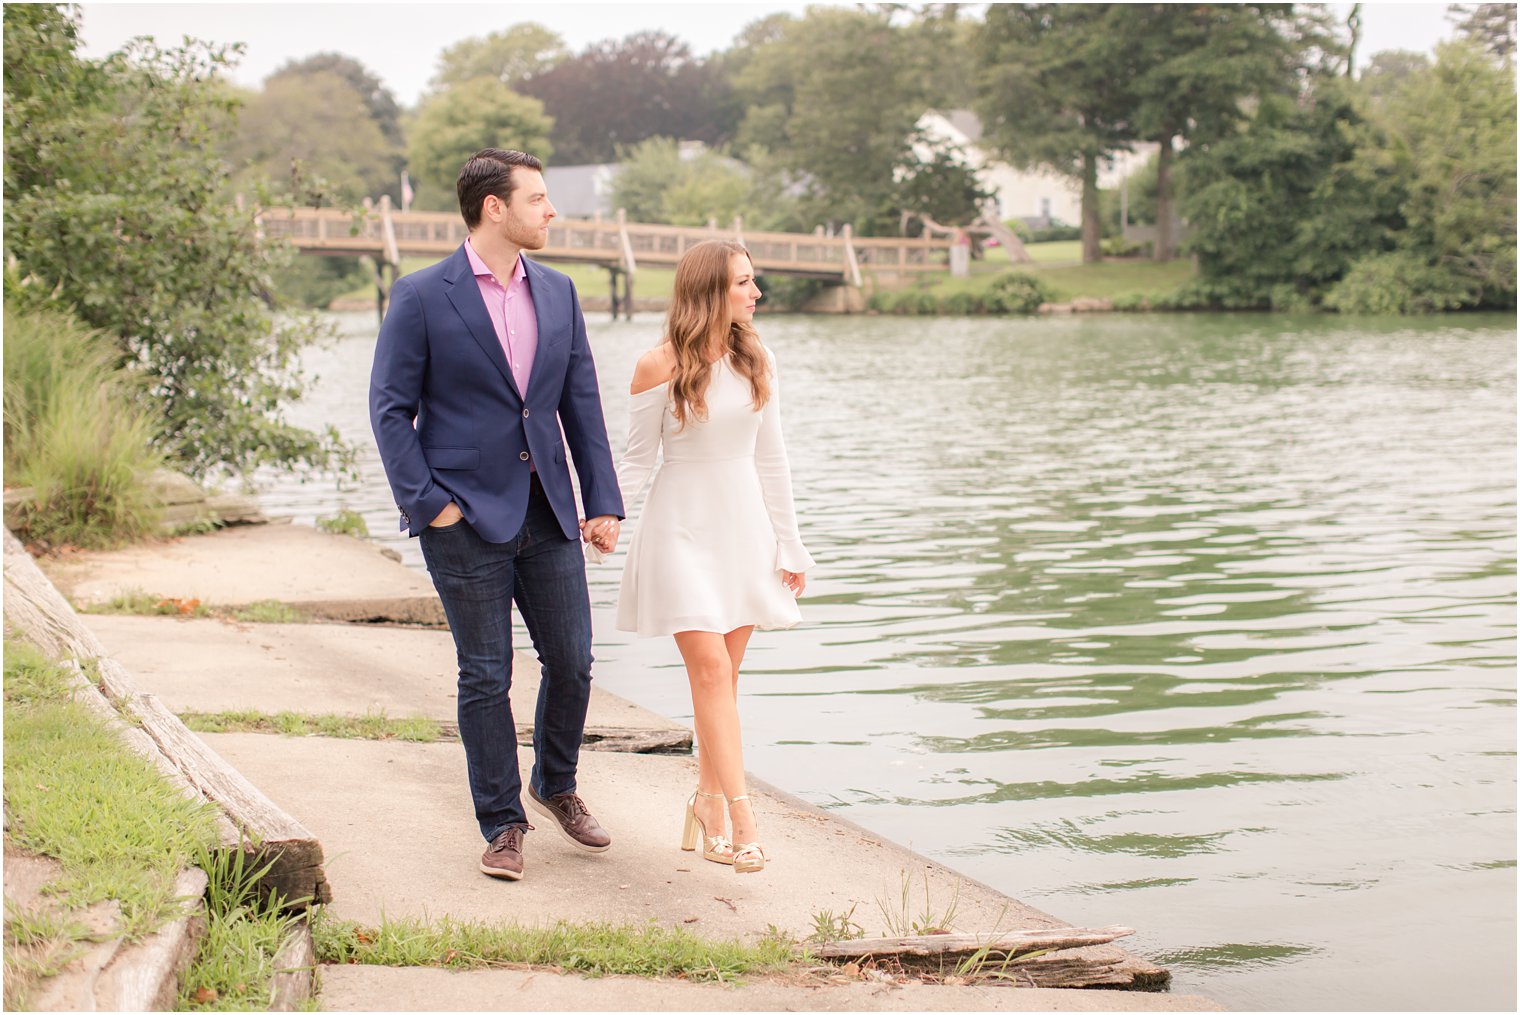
[676, 627, 757, 846]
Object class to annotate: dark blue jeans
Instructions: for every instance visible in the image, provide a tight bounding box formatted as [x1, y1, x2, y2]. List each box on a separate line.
[419, 478, 594, 842]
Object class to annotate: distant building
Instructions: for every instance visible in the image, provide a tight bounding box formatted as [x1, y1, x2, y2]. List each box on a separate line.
[914, 109, 1150, 228]
[542, 163, 622, 219]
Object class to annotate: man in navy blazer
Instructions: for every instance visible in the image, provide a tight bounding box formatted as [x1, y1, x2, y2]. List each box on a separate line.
[370, 149, 624, 881]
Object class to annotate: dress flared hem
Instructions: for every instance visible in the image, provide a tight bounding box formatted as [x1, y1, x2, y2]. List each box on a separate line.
[615, 613, 801, 638]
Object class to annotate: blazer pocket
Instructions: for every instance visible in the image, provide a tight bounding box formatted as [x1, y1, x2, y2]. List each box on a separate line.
[424, 446, 480, 471]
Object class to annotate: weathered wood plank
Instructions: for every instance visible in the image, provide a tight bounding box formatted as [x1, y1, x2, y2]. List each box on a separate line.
[816, 926, 1138, 989]
[269, 919, 316, 1012]
[815, 925, 1134, 961]
[127, 688, 331, 906]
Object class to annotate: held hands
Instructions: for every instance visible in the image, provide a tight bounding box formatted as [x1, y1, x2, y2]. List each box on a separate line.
[580, 515, 621, 554]
[781, 570, 806, 598]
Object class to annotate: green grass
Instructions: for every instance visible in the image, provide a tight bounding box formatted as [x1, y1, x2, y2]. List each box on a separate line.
[1033, 258, 1196, 302]
[3, 899, 93, 1010]
[179, 708, 441, 742]
[906, 243, 1196, 308]
[85, 589, 212, 618]
[178, 846, 306, 1012]
[227, 600, 306, 624]
[2, 639, 222, 1006]
[81, 590, 307, 624]
[4, 638, 308, 1010]
[312, 912, 798, 982]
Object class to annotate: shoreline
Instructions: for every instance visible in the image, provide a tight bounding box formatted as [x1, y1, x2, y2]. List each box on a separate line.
[12, 519, 1225, 1010]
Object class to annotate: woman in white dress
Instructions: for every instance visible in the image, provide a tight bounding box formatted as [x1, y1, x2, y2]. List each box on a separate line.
[585, 240, 813, 874]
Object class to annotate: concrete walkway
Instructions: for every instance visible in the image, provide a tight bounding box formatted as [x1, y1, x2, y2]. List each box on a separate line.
[36, 525, 1225, 1012]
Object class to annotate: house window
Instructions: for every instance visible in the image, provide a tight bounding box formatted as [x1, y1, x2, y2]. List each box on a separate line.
[1040, 197, 1051, 219]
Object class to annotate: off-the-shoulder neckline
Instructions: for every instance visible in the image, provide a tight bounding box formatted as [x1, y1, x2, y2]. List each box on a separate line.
[630, 350, 744, 397]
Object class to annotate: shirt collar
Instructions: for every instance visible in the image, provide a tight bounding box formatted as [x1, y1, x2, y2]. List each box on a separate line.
[464, 237, 527, 286]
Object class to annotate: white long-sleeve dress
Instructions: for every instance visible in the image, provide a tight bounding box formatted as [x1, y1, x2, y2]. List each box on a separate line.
[610, 346, 814, 637]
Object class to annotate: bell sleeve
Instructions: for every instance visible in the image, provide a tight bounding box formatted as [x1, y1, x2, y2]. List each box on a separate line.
[753, 348, 816, 574]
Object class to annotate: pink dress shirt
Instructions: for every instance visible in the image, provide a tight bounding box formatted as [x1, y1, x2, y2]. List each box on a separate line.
[464, 238, 538, 397]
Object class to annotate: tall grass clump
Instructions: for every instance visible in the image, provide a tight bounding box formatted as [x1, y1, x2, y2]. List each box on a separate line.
[3, 300, 163, 548]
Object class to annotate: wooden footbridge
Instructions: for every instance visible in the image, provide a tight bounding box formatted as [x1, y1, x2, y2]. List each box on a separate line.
[255, 198, 953, 317]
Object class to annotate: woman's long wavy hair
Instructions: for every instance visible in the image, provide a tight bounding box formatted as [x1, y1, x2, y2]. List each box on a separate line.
[665, 240, 770, 428]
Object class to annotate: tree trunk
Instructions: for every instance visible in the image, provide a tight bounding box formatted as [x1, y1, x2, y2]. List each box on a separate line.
[1081, 152, 1102, 263]
[1154, 135, 1175, 262]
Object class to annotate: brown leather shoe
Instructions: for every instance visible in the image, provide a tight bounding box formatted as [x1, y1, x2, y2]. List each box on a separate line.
[480, 823, 531, 880]
[527, 787, 611, 853]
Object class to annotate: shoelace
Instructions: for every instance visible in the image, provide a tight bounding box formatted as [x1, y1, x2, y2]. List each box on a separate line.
[491, 823, 534, 851]
[557, 794, 588, 819]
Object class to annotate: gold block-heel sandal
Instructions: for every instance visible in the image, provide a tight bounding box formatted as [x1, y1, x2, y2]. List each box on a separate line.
[681, 790, 734, 865]
[728, 794, 767, 874]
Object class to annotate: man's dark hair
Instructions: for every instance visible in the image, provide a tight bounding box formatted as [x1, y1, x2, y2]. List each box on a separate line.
[457, 149, 543, 229]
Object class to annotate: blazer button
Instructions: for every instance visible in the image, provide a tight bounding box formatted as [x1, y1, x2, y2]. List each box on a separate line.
[522, 409, 530, 418]
[519, 451, 530, 461]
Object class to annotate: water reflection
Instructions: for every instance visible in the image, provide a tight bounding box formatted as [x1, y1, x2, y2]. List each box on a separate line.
[261, 309, 1516, 1011]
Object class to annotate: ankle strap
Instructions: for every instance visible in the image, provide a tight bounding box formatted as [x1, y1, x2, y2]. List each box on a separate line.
[696, 789, 724, 799]
[727, 793, 750, 803]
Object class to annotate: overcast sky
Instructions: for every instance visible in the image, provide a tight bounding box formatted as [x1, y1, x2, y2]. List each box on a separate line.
[76, 2, 1459, 108]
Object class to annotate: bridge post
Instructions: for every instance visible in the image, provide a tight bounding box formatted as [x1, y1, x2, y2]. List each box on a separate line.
[841, 223, 863, 290]
[616, 209, 637, 321]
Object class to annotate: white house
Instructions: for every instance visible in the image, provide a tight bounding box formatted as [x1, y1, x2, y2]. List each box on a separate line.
[914, 109, 1152, 228]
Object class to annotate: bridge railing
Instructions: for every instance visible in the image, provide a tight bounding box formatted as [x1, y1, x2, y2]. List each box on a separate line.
[254, 206, 951, 280]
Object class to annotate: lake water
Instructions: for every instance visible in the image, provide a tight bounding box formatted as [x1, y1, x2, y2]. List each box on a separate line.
[260, 308, 1516, 1011]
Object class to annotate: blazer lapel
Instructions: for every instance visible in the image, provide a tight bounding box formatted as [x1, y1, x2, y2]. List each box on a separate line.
[443, 245, 521, 401]
[523, 257, 566, 397]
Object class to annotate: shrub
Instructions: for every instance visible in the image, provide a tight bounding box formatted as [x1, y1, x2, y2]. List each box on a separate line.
[1101, 236, 1150, 258]
[871, 289, 940, 315]
[938, 291, 981, 316]
[3, 301, 163, 548]
[986, 272, 1056, 313]
[1323, 251, 1481, 314]
[1029, 224, 1083, 243]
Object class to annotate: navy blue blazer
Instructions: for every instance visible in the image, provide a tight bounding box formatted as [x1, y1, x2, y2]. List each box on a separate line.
[369, 244, 624, 543]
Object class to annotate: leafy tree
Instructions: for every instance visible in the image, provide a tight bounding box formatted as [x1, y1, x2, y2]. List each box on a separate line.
[271, 52, 404, 150]
[733, 7, 927, 233]
[608, 137, 687, 222]
[3, 5, 344, 478]
[609, 137, 793, 230]
[432, 23, 568, 89]
[976, 4, 1139, 262]
[896, 4, 981, 110]
[227, 69, 396, 202]
[1447, 3, 1516, 60]
[1178, 78, 1402, 308]
[1359, 49, 1431, 100]
[1330, 40, 1517, 310]
[519, 31, 735, 165]
[405, 77, 553, 210]
[896, 131, 993, 229]
[1119, 4, 1320, 259]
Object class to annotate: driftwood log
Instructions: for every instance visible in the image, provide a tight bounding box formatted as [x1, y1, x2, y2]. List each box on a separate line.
[4, 529, 331, 907]
[816, 926, 1137, 989]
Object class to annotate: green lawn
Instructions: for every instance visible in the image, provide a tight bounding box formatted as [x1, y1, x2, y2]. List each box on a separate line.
[917, 241, 1195, 304]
